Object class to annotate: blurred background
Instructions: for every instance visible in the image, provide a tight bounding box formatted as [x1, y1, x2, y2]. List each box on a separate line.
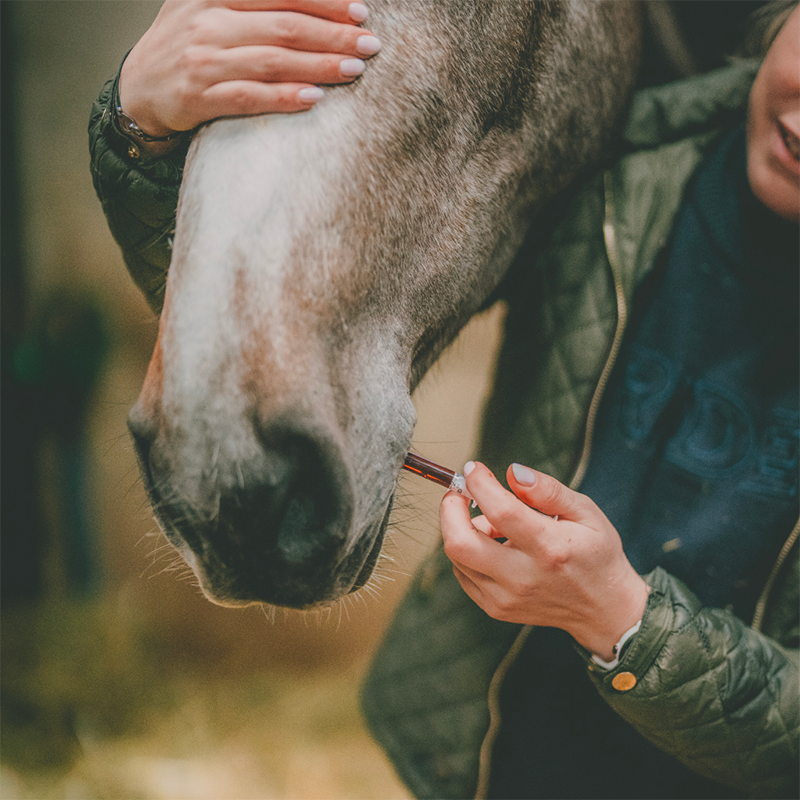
[0, 2, 764, 798]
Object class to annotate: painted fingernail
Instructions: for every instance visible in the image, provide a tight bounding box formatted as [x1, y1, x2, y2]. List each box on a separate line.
[356, 34, 382, 56]
[349, 2, 369, 22]
[298, 87, 324, 103]
[511, 463, 537, 486]
[340, 57, 366, 76]
[464, 461, 476, 476]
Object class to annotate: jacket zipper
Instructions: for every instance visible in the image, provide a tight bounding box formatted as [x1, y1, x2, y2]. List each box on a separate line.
[473, 626, 533, 800]
[751, 517, 799, 632]
[569, 171, 629, 490]
[473, 171, 628, 799]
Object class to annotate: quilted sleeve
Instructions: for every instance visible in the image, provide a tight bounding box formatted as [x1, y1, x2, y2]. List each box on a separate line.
[584, 565, 799, 799]
[88, 67, 190, 314]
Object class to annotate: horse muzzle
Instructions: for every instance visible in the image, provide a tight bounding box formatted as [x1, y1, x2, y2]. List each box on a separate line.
[128, 410, 389, 609]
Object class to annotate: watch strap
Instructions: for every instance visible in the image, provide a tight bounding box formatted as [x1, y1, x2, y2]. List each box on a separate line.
[590, 619, 642, 671]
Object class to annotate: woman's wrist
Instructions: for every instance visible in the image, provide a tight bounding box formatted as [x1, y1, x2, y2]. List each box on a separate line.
[118, 52, 184, 140]
[575, 576, 650, 660]
[113, 59, 191, 160]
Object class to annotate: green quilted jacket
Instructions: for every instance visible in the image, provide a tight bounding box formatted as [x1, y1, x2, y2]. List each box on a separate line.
[89, 59, 798, 799]
[362, 60, 799, 800]
[88, 66, 189, 314]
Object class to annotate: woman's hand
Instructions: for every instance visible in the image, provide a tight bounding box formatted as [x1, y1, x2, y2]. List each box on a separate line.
[441, 461, 649, 661]
[119, 0, 382, 137]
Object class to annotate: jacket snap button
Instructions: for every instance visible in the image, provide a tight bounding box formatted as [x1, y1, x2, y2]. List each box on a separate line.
[612, 672, 637, 691]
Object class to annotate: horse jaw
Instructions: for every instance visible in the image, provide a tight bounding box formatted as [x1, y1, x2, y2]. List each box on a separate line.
[129, 0, 641, 608]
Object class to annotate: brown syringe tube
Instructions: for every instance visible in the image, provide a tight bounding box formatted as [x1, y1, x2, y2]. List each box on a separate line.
[402, 452, 455, 488]
[402, 452, 473, 500]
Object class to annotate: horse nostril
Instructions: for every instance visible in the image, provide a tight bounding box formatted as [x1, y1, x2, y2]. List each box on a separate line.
[207, 428, 353, 584]
[275, 480, 340, 565]
[254, 432, 347, 555]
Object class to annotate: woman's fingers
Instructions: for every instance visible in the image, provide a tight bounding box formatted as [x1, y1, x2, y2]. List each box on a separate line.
[204, 9, 379, 55]
[225, 0, 370, 25]
[440, 494, 515, 574]
[440, 494, 494, 562]
[119, 0, 380, 135]
[191, 45, 369, 87]
[469, 514, 504, 539]
[506, 462, 600, 525]
[461, 462, 555, 549]
[200, 80, 330, 116]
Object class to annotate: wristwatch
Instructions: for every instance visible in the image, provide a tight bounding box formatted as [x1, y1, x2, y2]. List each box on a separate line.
[590, 619, 641, 671]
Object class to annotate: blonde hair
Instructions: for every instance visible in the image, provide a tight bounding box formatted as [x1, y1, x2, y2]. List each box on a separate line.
[740, 0, 798, 58]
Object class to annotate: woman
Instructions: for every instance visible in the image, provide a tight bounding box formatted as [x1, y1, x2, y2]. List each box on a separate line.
[364, 4, 799, 798]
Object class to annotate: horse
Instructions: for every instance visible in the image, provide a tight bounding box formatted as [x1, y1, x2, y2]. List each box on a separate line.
[128, 0, 642, 609]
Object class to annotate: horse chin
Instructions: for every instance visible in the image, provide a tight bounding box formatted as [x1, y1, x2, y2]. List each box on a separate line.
[182, 513, 388, 610]
[180, 549, 261, 609]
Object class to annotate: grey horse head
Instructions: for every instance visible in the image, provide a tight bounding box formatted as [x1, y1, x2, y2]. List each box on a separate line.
[129, 0, 641, 609]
